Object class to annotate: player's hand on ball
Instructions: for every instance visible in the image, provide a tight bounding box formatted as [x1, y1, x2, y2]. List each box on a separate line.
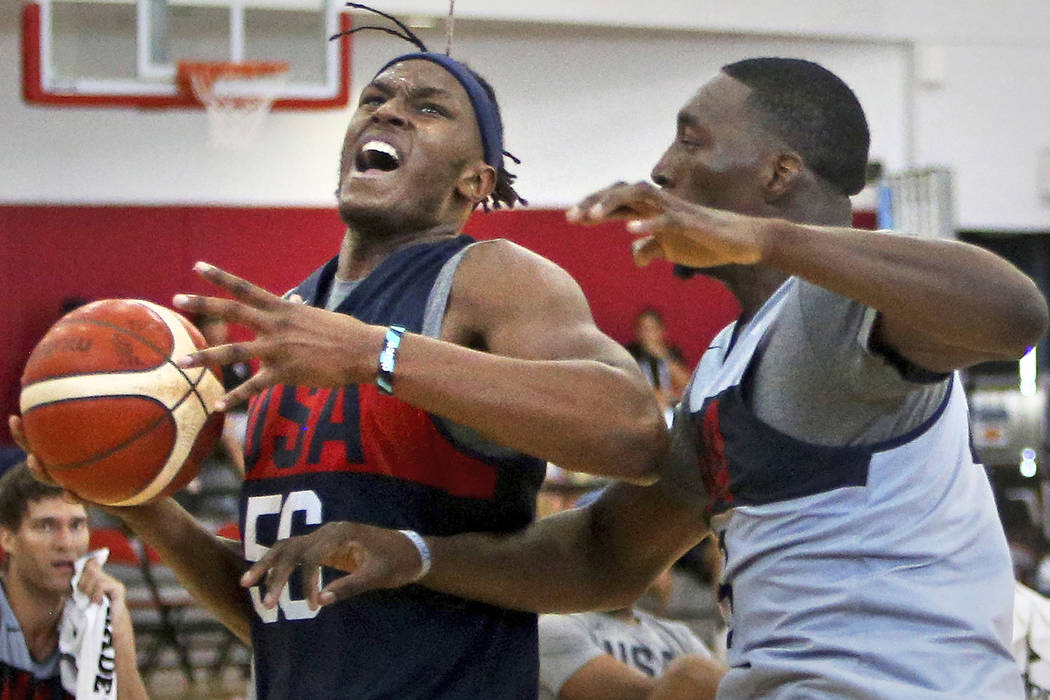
[566, 181, 767, 269]
[8, 415, 96, 507]
[173, 262, 386, 410]
[8, 415, 57, 487]
[241, 522, 426, 610]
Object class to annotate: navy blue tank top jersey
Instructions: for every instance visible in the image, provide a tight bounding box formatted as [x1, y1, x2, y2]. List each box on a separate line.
[240, 235, 546, 699]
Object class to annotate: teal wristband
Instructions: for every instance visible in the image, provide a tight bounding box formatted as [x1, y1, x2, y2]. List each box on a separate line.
[376, 325, 406, 395]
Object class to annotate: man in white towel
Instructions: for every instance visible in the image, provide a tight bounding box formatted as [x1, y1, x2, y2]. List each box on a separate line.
[0, 462, 146, 699]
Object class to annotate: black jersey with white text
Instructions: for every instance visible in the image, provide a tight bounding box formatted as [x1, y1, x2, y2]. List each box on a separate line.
[240, 235, 546, 699]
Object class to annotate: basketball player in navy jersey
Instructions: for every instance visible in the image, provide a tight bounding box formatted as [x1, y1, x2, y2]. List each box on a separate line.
[247, 58, 1048, 698]
[11, 15, 666, 700]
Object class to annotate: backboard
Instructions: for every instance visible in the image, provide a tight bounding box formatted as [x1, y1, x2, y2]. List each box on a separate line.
[22, 0, 351, 109]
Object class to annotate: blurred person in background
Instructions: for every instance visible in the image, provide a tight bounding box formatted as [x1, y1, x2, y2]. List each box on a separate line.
[0, 462, 147, 699]
[538, 491, 724, 700]
[625, 309, 692, 426]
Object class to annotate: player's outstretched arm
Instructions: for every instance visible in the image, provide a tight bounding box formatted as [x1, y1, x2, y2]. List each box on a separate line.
[242, 480, 709, 616]
[172, 249, 667, 483]
[419, 482, 708, 613]
[384, 240, 667, 482]
[112, 500, 253, 645]
[754, 219, 1047, 372]
[570, 182, 1049, 373]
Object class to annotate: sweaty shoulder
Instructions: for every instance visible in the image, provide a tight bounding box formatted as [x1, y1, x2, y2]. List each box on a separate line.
[441, 239, 583, 342]
[440, 239, 633, 367]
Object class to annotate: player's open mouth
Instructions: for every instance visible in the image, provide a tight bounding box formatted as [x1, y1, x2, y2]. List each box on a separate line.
[355, 140, 401, 174]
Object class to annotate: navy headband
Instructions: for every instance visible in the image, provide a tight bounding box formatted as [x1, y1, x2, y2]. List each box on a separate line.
[374, 52, 504, 171]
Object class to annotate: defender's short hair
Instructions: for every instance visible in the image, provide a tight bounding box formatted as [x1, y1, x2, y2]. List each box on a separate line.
[0, 462, 68, 531]
[723, 57, 870, 196]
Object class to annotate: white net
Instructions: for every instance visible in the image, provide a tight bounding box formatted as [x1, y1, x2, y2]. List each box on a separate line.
[182, 62, 290, 150]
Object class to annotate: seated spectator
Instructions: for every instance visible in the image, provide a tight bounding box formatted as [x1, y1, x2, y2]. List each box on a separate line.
[0, 462, 147, 698]
[538, 492, 725, 699]
[624, 309, 692, 426]
[539, 569, 724, 700]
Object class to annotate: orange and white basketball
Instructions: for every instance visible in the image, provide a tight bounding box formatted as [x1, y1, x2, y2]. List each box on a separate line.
[19, 299, 225, 506]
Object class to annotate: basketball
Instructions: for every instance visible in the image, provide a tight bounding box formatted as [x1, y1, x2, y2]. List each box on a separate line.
[19, 299, 225, 506]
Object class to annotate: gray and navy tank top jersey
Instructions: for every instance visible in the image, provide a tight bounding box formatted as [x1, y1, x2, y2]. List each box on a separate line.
[240, 235, 546, 700]
[0, 581, 73, 699]
[661, 277, 1022, 699]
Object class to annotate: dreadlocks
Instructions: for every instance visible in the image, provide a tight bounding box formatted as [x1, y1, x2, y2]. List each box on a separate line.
[333, 2, 525, 211]
[462, 68, 525, 211]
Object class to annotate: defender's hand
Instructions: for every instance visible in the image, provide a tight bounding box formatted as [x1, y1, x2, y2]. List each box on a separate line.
[172, 262, 386, 410]
[240, 522, 426, 611]
[567, 181, 768, 269]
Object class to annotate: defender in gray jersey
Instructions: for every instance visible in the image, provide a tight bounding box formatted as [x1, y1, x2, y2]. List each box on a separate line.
[235, 58, 1047, 698]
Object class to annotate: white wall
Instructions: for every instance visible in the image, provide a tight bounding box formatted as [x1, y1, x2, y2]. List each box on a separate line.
[911, 42, 1050, 231]
[2, 1, 1048, 230]
[346, 0, 1050, 45]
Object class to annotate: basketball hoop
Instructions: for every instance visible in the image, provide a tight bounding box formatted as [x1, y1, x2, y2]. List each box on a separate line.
[177, 61, 290, 149]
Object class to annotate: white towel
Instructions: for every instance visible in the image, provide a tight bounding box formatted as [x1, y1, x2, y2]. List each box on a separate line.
[59, 549, 118, 699]
[1014, 582, 1050, 692]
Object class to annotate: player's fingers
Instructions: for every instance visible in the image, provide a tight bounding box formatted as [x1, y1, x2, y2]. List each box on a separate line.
[626, 214, 670, 236]
[176, 341, 258, 372]
[575, 182, 661, 225]
[173, 293, 265, 330]
[302, 560, 323, 611]
[260, 547, 310, 609]
[630, 235, 666, 267]
[213, 371, 272, 412]
[8, 415, 29, 452]
[241, 551, 276, 588]
[24, 454, 60, 487]
[566, 181, 629, 223]
[317, 568, 386, 606]
[193, 262, 283, 309]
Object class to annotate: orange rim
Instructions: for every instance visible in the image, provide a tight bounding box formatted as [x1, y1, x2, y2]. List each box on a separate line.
[176, 60, 290, 96]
